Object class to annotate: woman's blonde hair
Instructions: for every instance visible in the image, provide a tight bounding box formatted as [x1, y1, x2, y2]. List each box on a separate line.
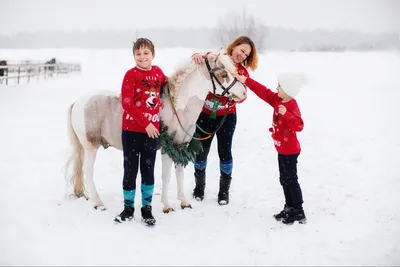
[226, 36, 258, 71]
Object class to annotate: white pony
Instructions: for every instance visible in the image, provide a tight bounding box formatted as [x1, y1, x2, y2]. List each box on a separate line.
[64, 53, 246, 212]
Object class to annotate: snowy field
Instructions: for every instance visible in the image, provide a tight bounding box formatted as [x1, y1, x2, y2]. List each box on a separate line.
[0, 48, 399, 265]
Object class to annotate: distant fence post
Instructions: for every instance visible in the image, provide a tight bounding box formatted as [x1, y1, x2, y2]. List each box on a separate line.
[0, 62, 81, 86]
[17, 67, 21, 85]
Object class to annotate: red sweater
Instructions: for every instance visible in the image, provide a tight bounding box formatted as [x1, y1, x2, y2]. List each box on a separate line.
[121, 66, 167, 133]
[201, 59, 249, 116]
[245, 77, 304, 155]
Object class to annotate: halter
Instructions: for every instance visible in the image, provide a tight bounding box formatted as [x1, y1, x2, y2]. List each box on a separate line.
[204, 57, 238, 96]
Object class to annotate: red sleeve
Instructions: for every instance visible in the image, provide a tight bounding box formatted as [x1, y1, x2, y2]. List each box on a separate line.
[281, 103, 304, 132]
[158, 66, 167, 86]
[120, 70, 150, 128]
[244, 77, 280, 107]
[234, 66, 249, 104]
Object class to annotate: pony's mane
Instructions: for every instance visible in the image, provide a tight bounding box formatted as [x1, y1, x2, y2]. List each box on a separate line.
[164, 53, 236, 105]
[166, 58, 199, 104]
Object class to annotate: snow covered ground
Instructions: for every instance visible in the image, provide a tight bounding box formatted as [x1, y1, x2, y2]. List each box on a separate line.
[0, 48, 399, 265]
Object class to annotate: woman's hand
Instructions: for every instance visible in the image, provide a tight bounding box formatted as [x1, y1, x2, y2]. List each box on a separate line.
[192, 53, 205, 65]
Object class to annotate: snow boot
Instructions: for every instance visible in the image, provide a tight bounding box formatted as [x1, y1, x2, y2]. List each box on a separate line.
[282, 207, 307, 224]
[141, 205, 156, 226]
[193, 172, 206, 201]
[114, 206, 134, 223]
[217, 175, 231, 205]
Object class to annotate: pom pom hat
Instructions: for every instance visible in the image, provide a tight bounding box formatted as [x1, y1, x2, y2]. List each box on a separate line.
[277, 72, 308, 99]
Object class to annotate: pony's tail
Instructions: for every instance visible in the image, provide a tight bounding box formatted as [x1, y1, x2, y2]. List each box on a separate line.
[64, 103, 86, 198]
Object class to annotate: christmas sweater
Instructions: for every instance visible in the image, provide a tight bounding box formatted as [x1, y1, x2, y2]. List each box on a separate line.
[245, 77, 304, 155]
[201, 57, 249, 116]
[121, 66, 167, 133]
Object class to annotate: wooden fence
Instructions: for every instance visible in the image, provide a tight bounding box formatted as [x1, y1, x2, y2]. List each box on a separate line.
[0, 62, 81, 86]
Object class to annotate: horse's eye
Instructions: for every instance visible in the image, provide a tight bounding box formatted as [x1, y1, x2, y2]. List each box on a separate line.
[221, 74, 228, 78]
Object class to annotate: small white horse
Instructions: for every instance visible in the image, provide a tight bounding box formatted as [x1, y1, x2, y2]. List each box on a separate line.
[64, 53, 246, 212]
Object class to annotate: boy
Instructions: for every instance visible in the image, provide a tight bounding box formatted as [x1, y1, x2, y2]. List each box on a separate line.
[114, 38, 167, 226]
[235, 72, 307, 224]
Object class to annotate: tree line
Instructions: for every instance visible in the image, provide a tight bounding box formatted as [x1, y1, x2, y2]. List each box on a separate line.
[1, 11, 399, 52]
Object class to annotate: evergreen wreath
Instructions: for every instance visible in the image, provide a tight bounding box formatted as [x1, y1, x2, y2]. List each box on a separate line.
[157, 120, 203, 167]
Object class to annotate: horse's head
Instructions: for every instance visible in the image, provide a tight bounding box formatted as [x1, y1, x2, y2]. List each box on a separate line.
[204, 53, 246, 101]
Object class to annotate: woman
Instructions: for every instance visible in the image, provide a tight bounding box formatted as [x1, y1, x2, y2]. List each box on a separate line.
[191, 36, 259, 205]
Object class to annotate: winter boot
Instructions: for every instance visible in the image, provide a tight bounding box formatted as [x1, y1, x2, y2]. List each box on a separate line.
[193, 172, 206, 201]
[141, 205, 156, 226]
[273, 204, 292, 221]
[114, 206, 134, 223]
[217, 175, 232, 205]
[282, 207, 307, 224]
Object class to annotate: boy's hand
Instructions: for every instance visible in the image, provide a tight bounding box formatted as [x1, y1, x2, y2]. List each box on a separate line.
[145, 123, 160, 138]
[233, 73, 247, 84]
[278, 105, 287, 115]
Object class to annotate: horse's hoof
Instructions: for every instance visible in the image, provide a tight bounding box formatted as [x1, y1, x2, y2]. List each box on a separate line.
[163, 207, 175, 213]
[181, 204, 192, 209]
[94, 205, 107, 211]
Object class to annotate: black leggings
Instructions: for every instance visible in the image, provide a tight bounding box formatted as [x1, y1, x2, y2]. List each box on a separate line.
[278, 153, 304, 209]
[122, 130, 158, 190]
[194, 111, 237, 178]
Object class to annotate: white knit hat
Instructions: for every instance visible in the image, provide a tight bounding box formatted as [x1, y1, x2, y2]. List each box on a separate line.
[277, 72, 308, 99]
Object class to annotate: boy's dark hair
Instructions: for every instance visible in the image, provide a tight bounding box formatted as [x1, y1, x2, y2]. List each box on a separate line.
[132, 38, 155, 55]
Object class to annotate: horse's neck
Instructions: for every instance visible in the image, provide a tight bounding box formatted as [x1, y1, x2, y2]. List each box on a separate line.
[159, 63, 213, 143]
[175, 67, 210, 109]
[175, 96, 205, 144]
[160, 94, 205, 144]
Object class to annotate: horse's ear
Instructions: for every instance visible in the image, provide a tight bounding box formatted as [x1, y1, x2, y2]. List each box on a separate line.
[215, 53, 220, 62]
[215, 46, 224, 61]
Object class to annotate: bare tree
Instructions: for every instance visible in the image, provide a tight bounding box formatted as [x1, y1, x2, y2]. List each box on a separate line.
[214, 9, 268, 52]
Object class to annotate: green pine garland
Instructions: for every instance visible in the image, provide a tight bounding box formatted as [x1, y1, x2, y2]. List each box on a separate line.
[157, 120, 203, 167]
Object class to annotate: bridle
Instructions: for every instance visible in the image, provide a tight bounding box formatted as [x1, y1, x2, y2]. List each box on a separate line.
[204, 56, 238, 96]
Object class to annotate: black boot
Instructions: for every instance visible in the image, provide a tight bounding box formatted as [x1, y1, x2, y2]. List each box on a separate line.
[217, 175, 232, 205]
[114, 206, 134, 223]
[193, 172, 206, 201]
[282, 208, 307, 224]
[141, 205, 156, 226]
[273, 204, 292, 221]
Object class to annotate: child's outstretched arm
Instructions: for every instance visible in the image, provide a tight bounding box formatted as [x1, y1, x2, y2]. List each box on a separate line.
[235, 75, 280, 107]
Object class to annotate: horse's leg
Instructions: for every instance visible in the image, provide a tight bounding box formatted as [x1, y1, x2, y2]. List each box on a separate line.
[161, 154, 174, 213]
[83, 148, 105, 210]
[176, 164, 192, 209]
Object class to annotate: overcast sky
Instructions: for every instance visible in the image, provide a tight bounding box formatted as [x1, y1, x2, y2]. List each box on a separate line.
[1, 0, 399, 34]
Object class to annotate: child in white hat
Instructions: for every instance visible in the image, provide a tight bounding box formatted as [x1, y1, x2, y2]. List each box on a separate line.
[234, 72, 307, 224]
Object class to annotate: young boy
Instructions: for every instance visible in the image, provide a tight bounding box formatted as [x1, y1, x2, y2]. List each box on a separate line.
[235, 72, 307, 224]
[114, 38, 167, 226]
